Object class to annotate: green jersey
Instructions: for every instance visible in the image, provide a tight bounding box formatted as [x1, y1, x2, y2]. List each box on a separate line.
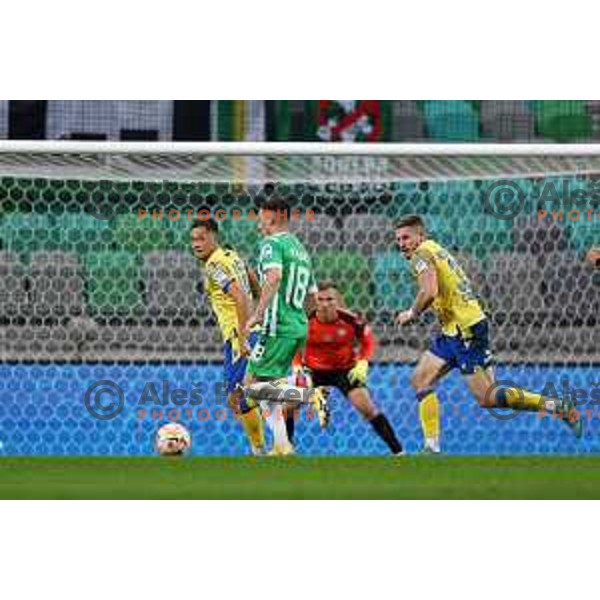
[258, 231, 316, 338]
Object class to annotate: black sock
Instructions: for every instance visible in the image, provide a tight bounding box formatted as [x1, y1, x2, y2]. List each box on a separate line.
[285, 411, 295, 444]
[370, 413, 403, 454]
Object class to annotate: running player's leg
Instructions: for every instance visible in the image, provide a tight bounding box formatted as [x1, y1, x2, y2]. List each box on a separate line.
[228, 386, 265, 455]
[345, 383, 404, 455]
[410, 348, 450, 453]
[293, 369, 330, 440]
[245, 335, 304, 454]
[465, 366, 583, 436]
[460, 321, 582, 438]
[224, 336, 265, 455]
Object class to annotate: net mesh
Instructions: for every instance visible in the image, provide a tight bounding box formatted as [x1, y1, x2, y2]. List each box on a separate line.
[0, 149, 599, 455]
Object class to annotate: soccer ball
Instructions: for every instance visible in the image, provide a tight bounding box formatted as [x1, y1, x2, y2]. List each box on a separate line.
[155, 422, 192, 456]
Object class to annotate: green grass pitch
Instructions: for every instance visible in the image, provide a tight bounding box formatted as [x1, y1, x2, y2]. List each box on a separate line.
[1, 456, 600, 499]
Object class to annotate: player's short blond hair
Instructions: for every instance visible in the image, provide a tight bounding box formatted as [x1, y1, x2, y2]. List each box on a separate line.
[395, 214, 426, 232]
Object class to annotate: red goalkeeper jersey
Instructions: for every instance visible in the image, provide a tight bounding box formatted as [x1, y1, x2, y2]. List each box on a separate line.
[302, 309, 374, 372]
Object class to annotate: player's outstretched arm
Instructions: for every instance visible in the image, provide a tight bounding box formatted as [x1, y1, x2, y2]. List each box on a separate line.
[229, 280, 252, 356]
[246, 267, 262, 299]
[245, 268, 282, 332]
[396, 267, 438, 326]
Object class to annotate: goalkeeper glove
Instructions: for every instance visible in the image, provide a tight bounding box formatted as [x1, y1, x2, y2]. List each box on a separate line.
[348, 359, 369, 386]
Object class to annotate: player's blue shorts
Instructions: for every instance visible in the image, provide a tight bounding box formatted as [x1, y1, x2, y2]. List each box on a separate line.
[429, 319, 493, 375]
[223, 332, 259, 395]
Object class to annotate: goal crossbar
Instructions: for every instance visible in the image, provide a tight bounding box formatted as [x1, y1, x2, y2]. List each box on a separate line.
[1, 141, 600, 156]
[0, 141, 599, 184]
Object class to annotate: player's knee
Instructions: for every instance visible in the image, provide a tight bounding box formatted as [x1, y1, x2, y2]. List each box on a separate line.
[227, 394, 239, 411]
[361, 405, 378, 421]
[410, 371, 431, 392]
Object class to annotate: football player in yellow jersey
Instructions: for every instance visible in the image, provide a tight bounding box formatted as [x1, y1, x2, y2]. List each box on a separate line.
[394, 215, 583, 453]
[191, 218, 265, 455]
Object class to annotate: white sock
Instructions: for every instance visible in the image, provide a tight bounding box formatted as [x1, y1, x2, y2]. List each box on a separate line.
[425, 436, 440, 452]
[260, 400, 290, 448]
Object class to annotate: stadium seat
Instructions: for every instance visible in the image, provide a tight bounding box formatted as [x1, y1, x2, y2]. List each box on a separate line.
[114, 213, 174, 254]
[533, 101, 593, 142]
[424, 213, 513, 259]
[0, 213, 60, 257]
[142, 251, 203, 322]
[539, 252, 599, 326]
[0, 101, 8, 139]
[480, 101, 535, 141]
[423, 100, 480, 141]
[312, 250, 373, 314]
[0, 251, 29, 320]
[512, 214, 569, 254]
[389, 101, 425, 141]
[162, 216, 192, 252]
[29, 251, 85, 320]
[563, 218, 600, 253]
[218, 216, 260, 263]
[55, 212, 114, 254]
[342, 214, 395, 257]
[373, 250, 415, 313]
[84, 251, 144, 320]
[290, 213, 341, 249]
[482, 253, 544, 326]
[46, 100, 173, 141]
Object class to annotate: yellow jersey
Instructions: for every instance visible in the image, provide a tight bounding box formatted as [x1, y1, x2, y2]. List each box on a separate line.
[203, 247, 252, 348]
[410, 239, 485, 336]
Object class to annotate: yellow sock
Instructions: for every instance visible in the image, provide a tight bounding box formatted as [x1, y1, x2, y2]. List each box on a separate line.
[419, 391, 440, 446]
[504, 388, 545, 411]
[239, 407, 265, 450]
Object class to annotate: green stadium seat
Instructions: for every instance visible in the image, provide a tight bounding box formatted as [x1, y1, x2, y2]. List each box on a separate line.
[55, 212, 114, 254]
[312, 250, 373, 314]
[84, 251, 144, 318]
[533, 101, 592, 142]
[423, 101, 480, 141]
[373, 250, 415, 313]
[219, 216, 260, 264]
[114, 213, 174, 254]
[564, 218, 600, 253]
[425, 214, 513, 260]
[0, 213, 60, 257]
[161, 217, 191, 253]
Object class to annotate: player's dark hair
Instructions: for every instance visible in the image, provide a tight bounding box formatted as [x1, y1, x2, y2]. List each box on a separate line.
[190, 217, 219, 234]
[395, 214, 426, 231]
[261, 196, 291, 220]
[318, 280, 337, 291]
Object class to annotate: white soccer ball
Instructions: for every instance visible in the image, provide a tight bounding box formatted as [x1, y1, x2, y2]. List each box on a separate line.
[155, 422, 192, 456]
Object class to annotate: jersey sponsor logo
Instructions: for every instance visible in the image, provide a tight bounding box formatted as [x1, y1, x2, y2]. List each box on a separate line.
[207, 264, 231, 289]
[413, 256, 430, 275]
[260, 244, 273, 262]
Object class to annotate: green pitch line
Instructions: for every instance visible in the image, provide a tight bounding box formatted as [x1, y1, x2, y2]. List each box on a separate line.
[1, 456, 600, 499]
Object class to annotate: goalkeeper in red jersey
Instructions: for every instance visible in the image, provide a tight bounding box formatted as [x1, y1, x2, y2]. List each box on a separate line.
[290, 281, 404, 455]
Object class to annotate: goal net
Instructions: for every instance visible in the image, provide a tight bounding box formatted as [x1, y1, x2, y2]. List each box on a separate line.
[0, 142, 598, 456]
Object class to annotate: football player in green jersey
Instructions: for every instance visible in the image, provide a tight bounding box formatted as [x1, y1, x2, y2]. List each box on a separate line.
[243, 197, 327, 455]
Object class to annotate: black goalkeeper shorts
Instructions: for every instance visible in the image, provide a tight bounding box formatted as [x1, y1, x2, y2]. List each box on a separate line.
[309, 368, 364, 397]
